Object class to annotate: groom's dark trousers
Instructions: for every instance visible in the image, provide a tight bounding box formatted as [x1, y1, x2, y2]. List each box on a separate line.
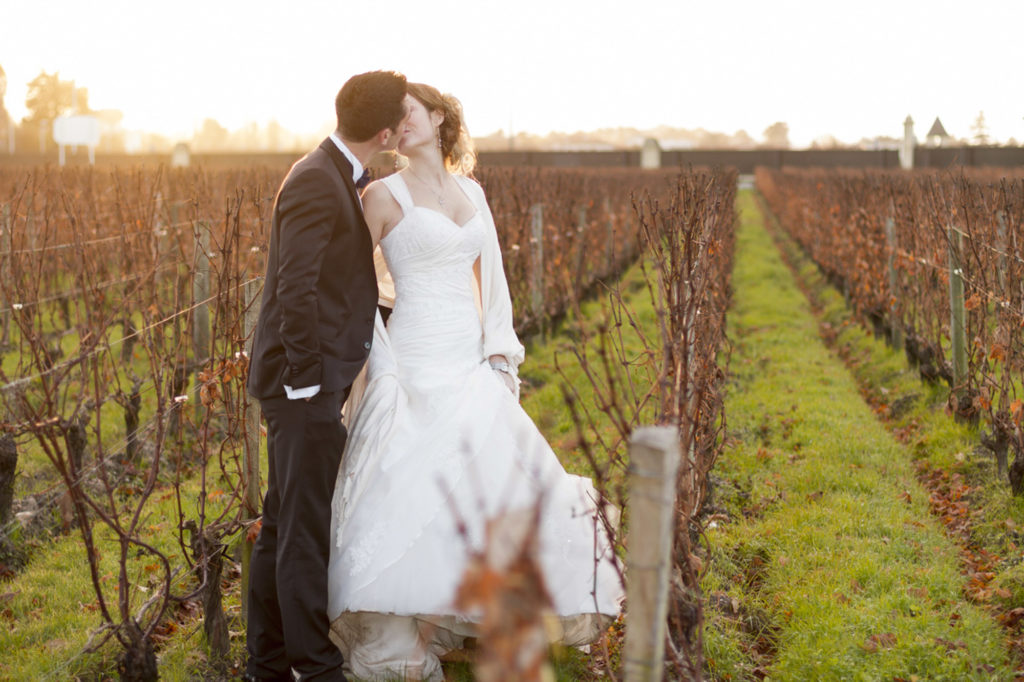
[246, 138, 378, 681]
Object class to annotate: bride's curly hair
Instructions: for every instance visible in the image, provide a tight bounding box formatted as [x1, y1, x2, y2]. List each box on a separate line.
[407, 82, 477, 176]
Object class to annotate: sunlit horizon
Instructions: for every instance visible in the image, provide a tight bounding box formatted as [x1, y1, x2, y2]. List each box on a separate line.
[2, 0, 1022, 150]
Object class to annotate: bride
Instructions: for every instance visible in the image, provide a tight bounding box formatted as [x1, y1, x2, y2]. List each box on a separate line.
[326, 83, 623, 681]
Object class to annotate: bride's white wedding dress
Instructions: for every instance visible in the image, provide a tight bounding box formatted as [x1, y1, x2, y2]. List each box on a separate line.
[327, 173, 622, 681]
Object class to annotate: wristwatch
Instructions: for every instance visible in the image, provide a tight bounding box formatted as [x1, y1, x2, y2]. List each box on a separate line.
[489, 360, 514, 375]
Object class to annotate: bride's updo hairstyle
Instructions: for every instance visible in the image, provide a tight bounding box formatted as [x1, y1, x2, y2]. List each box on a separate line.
[407, 82, 476, 176]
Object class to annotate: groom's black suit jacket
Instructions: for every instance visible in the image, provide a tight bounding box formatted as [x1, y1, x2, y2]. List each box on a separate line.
[247, 138, 378, 400]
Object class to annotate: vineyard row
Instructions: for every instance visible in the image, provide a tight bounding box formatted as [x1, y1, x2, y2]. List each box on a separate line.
[757, 167, 1024, 491]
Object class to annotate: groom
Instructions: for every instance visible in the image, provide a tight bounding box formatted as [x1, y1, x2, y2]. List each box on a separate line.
[245, 70, 409, 681]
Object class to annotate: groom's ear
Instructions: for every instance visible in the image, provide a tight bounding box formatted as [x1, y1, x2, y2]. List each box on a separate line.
[375, 127, 394, 148]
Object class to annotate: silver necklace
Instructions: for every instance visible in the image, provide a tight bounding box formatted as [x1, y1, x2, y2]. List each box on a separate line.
[407, 167, 449, 209]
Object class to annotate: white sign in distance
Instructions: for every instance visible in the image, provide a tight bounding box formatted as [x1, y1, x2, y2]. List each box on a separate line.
[53, 115, 101, 147]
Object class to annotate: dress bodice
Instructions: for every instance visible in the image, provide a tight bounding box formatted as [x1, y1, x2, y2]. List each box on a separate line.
[378, 174, 485, 310]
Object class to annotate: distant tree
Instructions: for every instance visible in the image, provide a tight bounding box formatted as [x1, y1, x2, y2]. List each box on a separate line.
[230, 121, 261, 150]
[21, 70, 90, 152]
[95, 109, 125, 153]
[810, 134, 846, 149]
[732, 129, 756, 149]
[193, 118, 229, 151]
[696, 129, 732, 148]
[472, 129, 509, 152]
[266, 119, 285, 151]
[971, 111, 990, 145]
[148, 132, 173, 153]
[762, 121, 790, 148]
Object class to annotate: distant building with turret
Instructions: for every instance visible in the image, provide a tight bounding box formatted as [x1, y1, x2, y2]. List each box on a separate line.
[926, 117, 952, 147]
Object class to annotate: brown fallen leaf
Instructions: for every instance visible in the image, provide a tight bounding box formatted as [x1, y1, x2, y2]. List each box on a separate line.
[934, 637, 966, 653]
[861, 632, 897, 653]
[907, 586, 929, 600]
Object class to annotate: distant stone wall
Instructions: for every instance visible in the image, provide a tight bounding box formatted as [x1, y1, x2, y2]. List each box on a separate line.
[477, 147, 1024, 172]
[2, 146, 1022, 172]
[0, 151, 301, 168]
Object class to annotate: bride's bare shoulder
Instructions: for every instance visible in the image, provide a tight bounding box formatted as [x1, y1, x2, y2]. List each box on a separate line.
[362, 181, 401, 220]
[362, 180, 397, 208]
[360, 180, 405, 246]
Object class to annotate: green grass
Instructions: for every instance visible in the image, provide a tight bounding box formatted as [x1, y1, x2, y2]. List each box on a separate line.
[0, 472, 244, 680]
[519, 261, 660, 481]
[703, 191, 1011, 680]
[768, 204, 1024, 561]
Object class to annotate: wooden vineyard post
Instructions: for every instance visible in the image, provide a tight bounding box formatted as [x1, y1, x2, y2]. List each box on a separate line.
[604, 196, 616, 276]
[166, 204, 187, 441]
[152, 193, 167, 290]
[996, 210, 1008, 292]
[574, 204, 588, 299]
[0, 204, 10, 346]
[240, 278, 263, 619]
[529, 203, 544, 331]
[0, 435, 16, 525]
[624, 426, 680, 682]
[192, 221, 212, 424]
[947, 226, 968, 408]
[168, 200, 179, 297]
[25, 194, 36, 254]
[884, 217, 902, 350]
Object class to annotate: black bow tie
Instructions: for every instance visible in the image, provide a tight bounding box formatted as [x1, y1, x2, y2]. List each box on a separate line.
[355, 170, 371, 189]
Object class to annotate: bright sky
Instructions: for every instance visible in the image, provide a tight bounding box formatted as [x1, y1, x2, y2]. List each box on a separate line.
[2, 0, 1021, 148]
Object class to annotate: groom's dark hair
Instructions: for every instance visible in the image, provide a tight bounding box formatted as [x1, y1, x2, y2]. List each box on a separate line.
[336, 71, 408, 142]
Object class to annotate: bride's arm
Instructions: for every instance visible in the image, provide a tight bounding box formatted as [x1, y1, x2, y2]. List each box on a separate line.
[361, 181, 400, 310]
[360, 181, 402, 249]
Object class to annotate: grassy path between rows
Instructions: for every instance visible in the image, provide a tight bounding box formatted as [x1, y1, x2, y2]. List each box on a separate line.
[702, 192, 1011, 679]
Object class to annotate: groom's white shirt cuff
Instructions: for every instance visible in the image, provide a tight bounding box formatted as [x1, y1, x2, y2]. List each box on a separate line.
[284, 384, 320, 400]
[329, 133, 363, 184]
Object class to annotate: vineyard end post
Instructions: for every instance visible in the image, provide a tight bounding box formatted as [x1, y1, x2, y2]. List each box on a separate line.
[996, 210, 1008, 292]
[529, 203, 545, 334]
[574, 204, 588, 299]
[192, 221, 212, 425]
[604, 196, 615, 277]
[947, 225, 968, 410]
[624, 425, 680, 682]
[884, 217, 903, 350]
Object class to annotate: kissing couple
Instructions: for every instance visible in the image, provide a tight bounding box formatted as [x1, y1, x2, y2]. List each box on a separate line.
[244, 70, 623, 681]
